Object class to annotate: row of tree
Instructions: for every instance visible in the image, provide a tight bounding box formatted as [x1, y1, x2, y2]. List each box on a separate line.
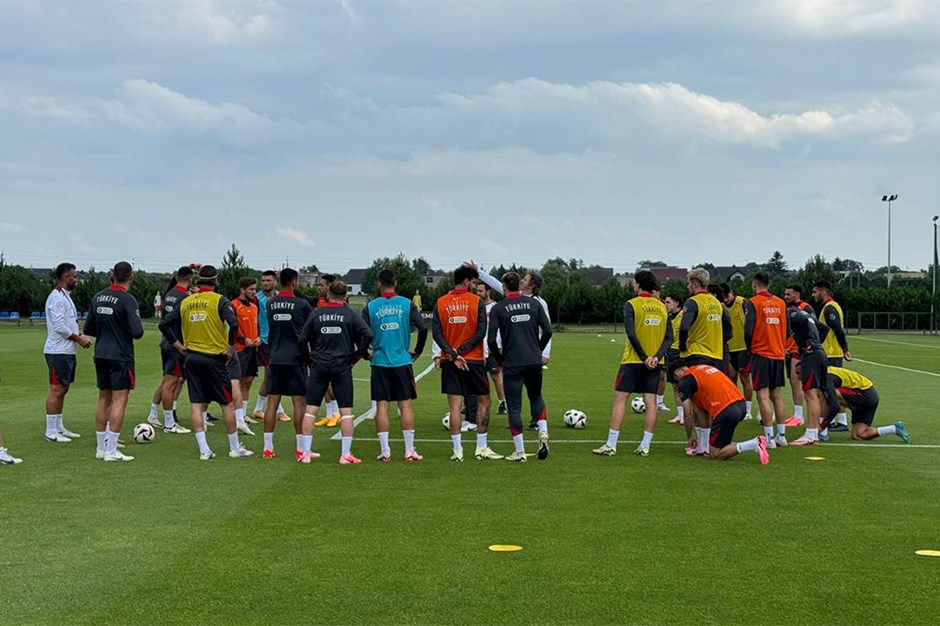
[1, 247, 937, 328]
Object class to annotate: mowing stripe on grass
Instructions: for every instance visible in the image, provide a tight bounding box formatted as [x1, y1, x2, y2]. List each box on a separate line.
[331, 361, 436, 440]
[345, 437, 940, 449]
[853, 358, 940, 378]
[853, 336, 940, 349]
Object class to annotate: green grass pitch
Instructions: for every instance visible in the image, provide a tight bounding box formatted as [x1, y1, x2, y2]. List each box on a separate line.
[1, 325, 939, 624]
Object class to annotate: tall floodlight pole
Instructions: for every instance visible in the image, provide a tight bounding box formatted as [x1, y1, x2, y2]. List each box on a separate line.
[881, 194, 899, 286]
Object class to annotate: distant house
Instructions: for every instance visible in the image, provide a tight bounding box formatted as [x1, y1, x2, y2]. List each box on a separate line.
[583, 266, 614, 286]
[895, 271, 927, 280]
[712, 266, 748, 283]
[344, 268, 367, 295]
[644, 267, 689, 284]
[424, 270, 447, 289]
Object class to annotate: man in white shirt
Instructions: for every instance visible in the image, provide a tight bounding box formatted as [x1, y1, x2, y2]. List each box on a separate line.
[466, 261, 553, 429]
[43, 263, 92, 442]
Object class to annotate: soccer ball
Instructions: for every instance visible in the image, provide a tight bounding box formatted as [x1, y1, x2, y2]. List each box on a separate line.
[631, 397, 646, 414]
[133, 423, 155, 444]
[563, 409, 587, 429]
[442, 412, 451, 431]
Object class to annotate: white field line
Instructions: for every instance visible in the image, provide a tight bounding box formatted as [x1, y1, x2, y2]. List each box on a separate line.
[853, 336, 940, 349]
[345, 437, 940, 450]
[331, 361, 436, 440]
[852, 358, 940, 378]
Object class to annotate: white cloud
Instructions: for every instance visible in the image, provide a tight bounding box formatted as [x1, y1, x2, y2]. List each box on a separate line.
[276, 227, 313, 246]
[433, 78, 915, 147]
[760, 0, 938, 37]
[149, 0, 272, 43]
[0, 222, 26, 233]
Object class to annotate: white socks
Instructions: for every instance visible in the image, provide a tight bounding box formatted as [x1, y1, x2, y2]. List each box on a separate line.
[378, 432, 391, 455]
[640, 431, 654, 449]
[806, 428, 819, 440]
[777, 424, 786, 437]
[763, 426, 774, 440]
[676, 405, 684, 420]
[254, 396, 266, 414]
[512, 433, 525, 453]
[745, 400, 752, 416]
[301, 435, 313, 454]
[148, 403, 159, 418]
[163, 409, 176, 429]
[105, 429, 119, 454]
[295, 434, 303, 451]
[606, 429, 620, 448]
[477, 433, 488, 449]
[451, 434, 461, 452]
[45, 414, 59, 438]
[402, 429, 414, 454]
[876, 425, 896, 437]
[341, 436, 352, 456]
[227, 433, 241, 452]
[96, 431, 106, 452]
[538, 419, 548, 435]
[656, 394, 665, 406]
[696, 428, 709, 453]
[794, 405, 804, 419]
[263, 432, 274, 451]
[837, 412, 848, 426]
[195, 431, 210, 454]
[736, 437, 759, 454]
[235, 407, 245, 426]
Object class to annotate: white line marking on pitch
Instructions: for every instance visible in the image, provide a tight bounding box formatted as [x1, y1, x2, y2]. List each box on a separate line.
[346, 437, 940, 450]
[331, 361, 436, 440]
[852, 358, 940, 378]
[853, 336, 940, 349]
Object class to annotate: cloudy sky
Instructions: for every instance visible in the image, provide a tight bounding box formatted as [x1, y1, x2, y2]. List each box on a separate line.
[2, 0, 939, 275]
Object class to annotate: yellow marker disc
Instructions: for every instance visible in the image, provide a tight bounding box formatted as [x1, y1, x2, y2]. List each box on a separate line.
[488, 545, 523, 552]
[804, 456, 826, 461]
[915, 550, 940, 558]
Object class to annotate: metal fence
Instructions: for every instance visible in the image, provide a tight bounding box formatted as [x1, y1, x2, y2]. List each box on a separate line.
[854, 312, 937, 334]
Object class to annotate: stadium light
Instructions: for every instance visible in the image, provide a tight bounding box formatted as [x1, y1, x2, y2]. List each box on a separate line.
[881, 194, 899, 286]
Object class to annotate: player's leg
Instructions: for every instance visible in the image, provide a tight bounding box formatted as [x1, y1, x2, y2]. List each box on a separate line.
[770, 387, 788, 446]
[253, 361, 270, 418]
[503, 365, 526, 461]
[440, 361, 465, 461]
[332, 368, 359, 464]
[526, 364, 549, 460]
[638, 390, 658, 455]
[752, 356, 776, 446]
[656, 370, 668, 411]
[44, 354, 75, 441]
[221, 392, 251, 458]
[263, 392, 282, 457]
[491, 368, 506, 414]
[94, 389, 112, 457]
[0, 428, 22, 465]
[375, 400, 392, 459]
[739, 354, 754, 417]
[291, 394, 307, 458]
[104, 388, 132, 461]
[148, 379, 164, 423]
[709, 402, 767, 463]
[786, 357, 805, 427]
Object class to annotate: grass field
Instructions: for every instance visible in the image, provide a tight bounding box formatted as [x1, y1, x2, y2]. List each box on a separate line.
[1, 326, 939, 625]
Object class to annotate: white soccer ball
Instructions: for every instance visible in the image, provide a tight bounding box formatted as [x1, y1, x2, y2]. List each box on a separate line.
[631, 397, 646, 414]
[133, 423, 155, 444]
[563, 409, 587, 429]
[442, 412, 451, 431]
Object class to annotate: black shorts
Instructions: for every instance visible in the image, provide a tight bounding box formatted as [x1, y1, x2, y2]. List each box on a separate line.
[307, 365, 353, 408]
[257, 342, 271, 367]
[268, 363, 308, 397]
[238, 349, 259, 378]
[709, 400, 746, 449]
[785, 354, 796, 377]
[45, 353, 76, 386]
[683, 355, 724, 370]
[750, 355, 785, 391]
[827, 356, 844, 368]
[440, 360, 489, 397]
[665, 350, 682, 383]
[842, 387, 879, 426]
[800, 349, 829, 391]
[485, 354, 501, 374]
[371, 364, 417, 402]
[226, 354, 242, 381]
[94, 358, 135, 391]
[161, 347, 186, 378]
[729, 350, 750, 374]
[186, 352, 234, 405]
[614, 363, 660, 394]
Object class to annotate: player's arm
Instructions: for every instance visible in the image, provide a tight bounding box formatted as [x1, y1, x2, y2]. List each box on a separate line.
[654, 320, 673, 361]
[536, 302, 553, 352]
[352, 312, 373, 362]
[218, 297, 238, 352]
[82, 302, 97, 337]
[538, 297, 552, 360]
[678, 300, 698, 352]
[476, 266, 504, 295]
[454, 299, 488, 356]
[158, 304, 182, 345]
[721, 308, 731, 344]
[622, 303, 647, 361]
[742, 300, 756, 351]
[409, 303, 428, 358]
[487, 307, 504, 362]
[431, 307, 458, 359]
[298, 311, 317, 350]
[675, 374, 698, 445]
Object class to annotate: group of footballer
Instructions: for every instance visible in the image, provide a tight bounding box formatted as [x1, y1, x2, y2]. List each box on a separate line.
[591, 267, 911, 465]
[1, 259, 910, 468]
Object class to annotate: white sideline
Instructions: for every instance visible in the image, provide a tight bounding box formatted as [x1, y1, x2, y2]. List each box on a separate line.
[852, 358, 940, 379]
[853, 336, 940, 349]
[344, 437, 940, 450]
[331, 361, 436, 440]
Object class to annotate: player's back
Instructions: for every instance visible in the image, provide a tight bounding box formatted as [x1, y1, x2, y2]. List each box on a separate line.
[683, 293, 724, 358]
[686, 364, 744, 416]
[367, 294, 416, 368]
[86, 286, 143, 362]
[434, 289, 484, 361]
[267, 291, 312, 364]
[749, 292, 786, 359]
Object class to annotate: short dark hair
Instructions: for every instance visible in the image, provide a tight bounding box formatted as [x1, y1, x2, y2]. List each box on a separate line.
[475, 280, 490, 292]
[527, 271, 543, 297]
[239, 277, 257, 290]
[321, 273, 336, 284]
[280, 268, 298, 287]
[454, 265, 479, 285]
[786, 284, 803, 295]
[719, 283, 732, 298]
[112, 261, 133, 283]
[753, 272, 770, 287]
[328, 281, 348, 299]
[501, 272, 521, 292]
[707, 284, 723, 298]
[633, 269, 659, 293]
[197, 264, 219, 285]
[813, 280, 832, 291]
[176, 266, 194, 281]
[55, 262, 76, 281]
[378, 269, 396, 288]
[664, 294, 681, 305]
[262, 270, 277, 279]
